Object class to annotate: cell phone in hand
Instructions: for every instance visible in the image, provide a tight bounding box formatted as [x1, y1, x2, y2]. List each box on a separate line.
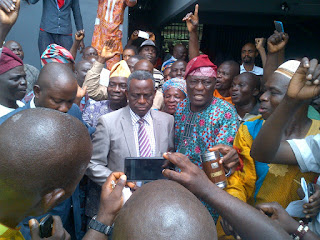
[125, 157, 170, 181]
[138, 30, 150, 40]
[39, 214, 53, 238]
[274, 21, 284, 32]
[308, 183, 315, 198]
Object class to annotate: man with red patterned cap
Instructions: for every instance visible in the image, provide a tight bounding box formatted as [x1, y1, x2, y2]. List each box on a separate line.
[174, 54, 239, 222]
[0, 47, 26, 117]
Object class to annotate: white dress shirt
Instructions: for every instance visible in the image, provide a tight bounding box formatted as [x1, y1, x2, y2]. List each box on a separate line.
[130, 108, 156, 157]
[240, 64, 263, 75]
[0, 101, 25, 117]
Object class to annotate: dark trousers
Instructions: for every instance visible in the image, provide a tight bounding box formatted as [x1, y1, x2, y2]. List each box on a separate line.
[38, 30, 73, 57]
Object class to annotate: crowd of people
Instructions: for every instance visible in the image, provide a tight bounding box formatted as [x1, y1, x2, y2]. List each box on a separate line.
[0, 1, 320, 240]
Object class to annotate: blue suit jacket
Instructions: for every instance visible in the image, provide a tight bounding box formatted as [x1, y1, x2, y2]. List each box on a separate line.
[0, 103, 94, 240]
[0, 102, 95, 135]
[29, 0, 83, 35]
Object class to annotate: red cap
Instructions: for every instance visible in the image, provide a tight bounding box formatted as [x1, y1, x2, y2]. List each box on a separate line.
[185, 54, 217, 78]
[0, 47, 23, 75]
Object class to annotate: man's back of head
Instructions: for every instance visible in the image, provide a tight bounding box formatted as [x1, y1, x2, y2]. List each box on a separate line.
[113, 180, 217, 240]
[0, 108, 92, 226]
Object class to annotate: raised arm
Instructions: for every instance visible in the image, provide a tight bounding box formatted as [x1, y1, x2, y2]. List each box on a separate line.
[183, 4, 200, 60]
[0, 0, 20, 51]
[255, 38, 266, 68]
[162, 152, 292, 240]
[251, 58, 320, 165]
[263, 31, 289, 85]
[69, 29, 84, 59]
[83, 40, 120, 101]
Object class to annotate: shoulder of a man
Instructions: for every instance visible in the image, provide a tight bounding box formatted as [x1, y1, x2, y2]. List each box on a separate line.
[151, 109, 174, 123]
[0, 104, 30, 126]
[99, 106, 127, 125]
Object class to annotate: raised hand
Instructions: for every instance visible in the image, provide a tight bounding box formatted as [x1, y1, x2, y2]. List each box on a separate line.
[0, 0, 17, 13]
[147, 31, 155, 42]
[286, 58, 320, 100]
[0, 0, 20, 45]
[100, 39, 120, 60]
[182, 4, 199, 33]
[130, 30, 139, 41]
[267, 31, 289, 53]
[255, 38, 266, 50]
[75, 29, 85, 41]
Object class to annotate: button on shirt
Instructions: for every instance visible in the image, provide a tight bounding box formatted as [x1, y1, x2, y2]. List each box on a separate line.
[240, 64, 263, 75]
[130, 109, 156, 157]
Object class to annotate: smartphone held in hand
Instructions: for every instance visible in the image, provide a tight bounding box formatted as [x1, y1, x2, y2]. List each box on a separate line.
[39, 214, 53, 238]
[138, 30, 150, 40]
[125, 157, 168, 181]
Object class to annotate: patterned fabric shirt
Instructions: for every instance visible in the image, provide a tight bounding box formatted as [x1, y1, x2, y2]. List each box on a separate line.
[175, 97, 239, 166]
[174, 97, 239, 222]
[130, 109, 156, 157]
[82, 99, 113, 127]
[0, 223, 24, 240]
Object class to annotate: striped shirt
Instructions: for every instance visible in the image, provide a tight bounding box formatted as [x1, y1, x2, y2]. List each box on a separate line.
[130, 108, 156, 157]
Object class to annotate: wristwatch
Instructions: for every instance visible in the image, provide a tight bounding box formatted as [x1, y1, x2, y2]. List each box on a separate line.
[88, 215, 114, 236]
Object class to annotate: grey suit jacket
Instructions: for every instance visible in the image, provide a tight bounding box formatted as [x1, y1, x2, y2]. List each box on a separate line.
[85, 105, 174, 185]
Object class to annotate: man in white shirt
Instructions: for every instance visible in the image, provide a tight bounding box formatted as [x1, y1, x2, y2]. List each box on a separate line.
[240, 42, 263, 75]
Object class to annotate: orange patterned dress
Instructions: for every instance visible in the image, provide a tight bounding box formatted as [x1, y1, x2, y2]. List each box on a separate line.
[92, 0, 137, 70]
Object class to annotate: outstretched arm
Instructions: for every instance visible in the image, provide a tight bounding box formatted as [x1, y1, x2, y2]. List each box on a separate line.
[183, 4, 200, 60]
[0, 0, 20, 51]
[251, 58, 320, 165]
[69, 29, 85, 60]
[162, 152, 292, 240]
[83, 40, 120, 101]
[263, 31, 289, 85]
[255, 38, 267, 68]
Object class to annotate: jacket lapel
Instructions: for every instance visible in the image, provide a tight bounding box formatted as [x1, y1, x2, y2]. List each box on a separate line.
[121, 106, 137, 156]
[151, 110, 161, 155]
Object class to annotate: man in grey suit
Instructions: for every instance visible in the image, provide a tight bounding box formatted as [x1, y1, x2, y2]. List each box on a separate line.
[86, 70, 175, 186]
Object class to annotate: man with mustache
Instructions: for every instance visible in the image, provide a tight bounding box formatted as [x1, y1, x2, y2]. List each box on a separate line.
[240, 42, 263, 76]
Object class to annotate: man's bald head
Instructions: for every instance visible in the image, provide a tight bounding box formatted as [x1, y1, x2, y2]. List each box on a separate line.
[34, 63, 78, 112]
[173, 44, 187, 61]
[113, 180, 217, 240]
[82, 46, 98, 60]
[4, 40, 24, 60]
[75, 60, 93, 87]
[133, 59, 154, 74]
[127, 55, 144, 72]
[0, 108, 92, 219]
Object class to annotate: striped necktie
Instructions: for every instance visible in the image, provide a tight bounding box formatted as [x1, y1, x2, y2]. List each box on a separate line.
[57, 0, 65, 9]
[138, 118, 151, 157]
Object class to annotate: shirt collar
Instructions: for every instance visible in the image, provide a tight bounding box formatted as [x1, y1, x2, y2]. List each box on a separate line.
[30, 97, 36, 109]
[130, 108, 152, 125]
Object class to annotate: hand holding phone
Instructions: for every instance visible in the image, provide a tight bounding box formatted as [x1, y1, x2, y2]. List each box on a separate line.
[125, 157, 172, 181]
[29, 215, 70, 239]
[274, 20, 284, 32]
[39, 215, 53, 238]
[138, 30, 150, 40]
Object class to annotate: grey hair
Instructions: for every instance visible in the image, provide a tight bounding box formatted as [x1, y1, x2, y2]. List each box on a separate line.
[127, 70, 155, 91]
